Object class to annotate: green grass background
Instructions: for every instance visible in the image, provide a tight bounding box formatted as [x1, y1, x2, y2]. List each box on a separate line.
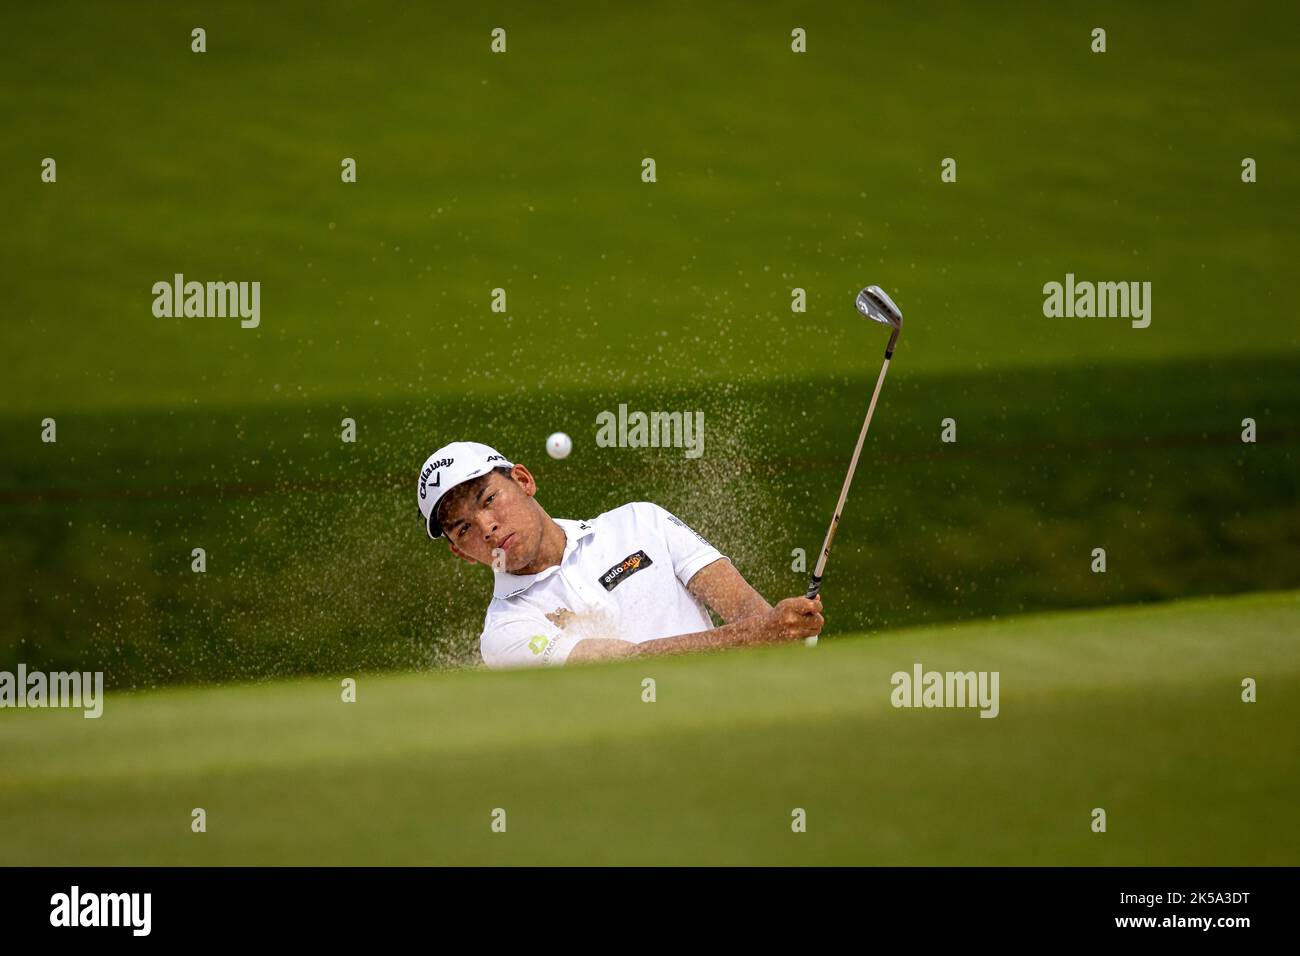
[2, 591, 1295, 865]
[2, 0, 1297, 411]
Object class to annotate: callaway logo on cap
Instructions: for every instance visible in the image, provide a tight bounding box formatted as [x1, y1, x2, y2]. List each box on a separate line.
[416, 441, 513, 539]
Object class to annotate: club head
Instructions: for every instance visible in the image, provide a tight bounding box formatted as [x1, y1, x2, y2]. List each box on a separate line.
[855, 285, 903, 330]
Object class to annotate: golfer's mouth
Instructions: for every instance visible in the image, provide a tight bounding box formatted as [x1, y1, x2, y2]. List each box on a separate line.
[498, 532, 517, 552]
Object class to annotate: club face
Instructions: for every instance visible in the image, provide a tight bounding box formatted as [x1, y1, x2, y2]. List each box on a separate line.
[856, 285, 903, 329]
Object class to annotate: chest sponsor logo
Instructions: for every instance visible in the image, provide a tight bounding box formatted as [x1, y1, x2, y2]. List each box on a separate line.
[599, 550, 653, 591]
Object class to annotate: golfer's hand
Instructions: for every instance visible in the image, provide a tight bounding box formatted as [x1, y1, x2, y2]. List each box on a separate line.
[751, 596, 824, 644]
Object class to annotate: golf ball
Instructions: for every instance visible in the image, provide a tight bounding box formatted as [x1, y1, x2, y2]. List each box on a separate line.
[546, 432, 572, 459]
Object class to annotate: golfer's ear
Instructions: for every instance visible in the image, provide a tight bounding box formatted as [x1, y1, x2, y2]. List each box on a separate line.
[511, 463, 537, 495]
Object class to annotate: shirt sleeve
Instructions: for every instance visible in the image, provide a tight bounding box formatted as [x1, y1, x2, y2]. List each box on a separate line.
[645, 502, 725, 587]
[480, 614, 582, 670]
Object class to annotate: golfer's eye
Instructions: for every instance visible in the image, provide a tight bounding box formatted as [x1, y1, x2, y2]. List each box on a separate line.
[485, 494, 496, 506]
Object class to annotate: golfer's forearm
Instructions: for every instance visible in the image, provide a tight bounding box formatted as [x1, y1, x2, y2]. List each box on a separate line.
[726, 589, 772, 621]
[687, 558, 773, 624]
[632, 618, 757, 657]
[567, 620, 756, 664]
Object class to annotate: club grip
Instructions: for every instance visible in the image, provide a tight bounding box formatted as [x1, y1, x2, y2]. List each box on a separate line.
[805, 575, 823, 600]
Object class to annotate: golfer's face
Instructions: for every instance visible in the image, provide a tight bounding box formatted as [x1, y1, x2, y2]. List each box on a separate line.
[443, 473, 536, 570]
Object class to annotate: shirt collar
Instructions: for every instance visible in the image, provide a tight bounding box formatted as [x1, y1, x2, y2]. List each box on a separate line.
[492, 517, 595, 599]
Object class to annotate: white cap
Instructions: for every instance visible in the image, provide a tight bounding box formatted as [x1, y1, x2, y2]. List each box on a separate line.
[416, 441, 514, 539]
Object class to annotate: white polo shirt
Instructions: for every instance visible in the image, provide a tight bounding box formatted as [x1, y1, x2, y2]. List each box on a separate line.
[480, 501, 725, 668]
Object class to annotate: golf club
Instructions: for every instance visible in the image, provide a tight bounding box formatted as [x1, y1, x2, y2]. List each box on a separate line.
[805, 284, 904, 646]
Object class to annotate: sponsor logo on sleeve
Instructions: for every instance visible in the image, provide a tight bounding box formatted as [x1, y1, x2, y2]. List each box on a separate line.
[666, 512, 711, 546]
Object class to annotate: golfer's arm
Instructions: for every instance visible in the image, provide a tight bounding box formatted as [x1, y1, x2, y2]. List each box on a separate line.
[633, 618, 760, 656]
[567, 618, 760, 663]
[685, 557, 772, 623]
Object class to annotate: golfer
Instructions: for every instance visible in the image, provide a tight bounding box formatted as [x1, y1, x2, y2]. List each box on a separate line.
[418, 441, 824, 668]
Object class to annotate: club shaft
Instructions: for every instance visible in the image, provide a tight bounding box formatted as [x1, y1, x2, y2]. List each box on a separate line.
[806, 355, 892, 597]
